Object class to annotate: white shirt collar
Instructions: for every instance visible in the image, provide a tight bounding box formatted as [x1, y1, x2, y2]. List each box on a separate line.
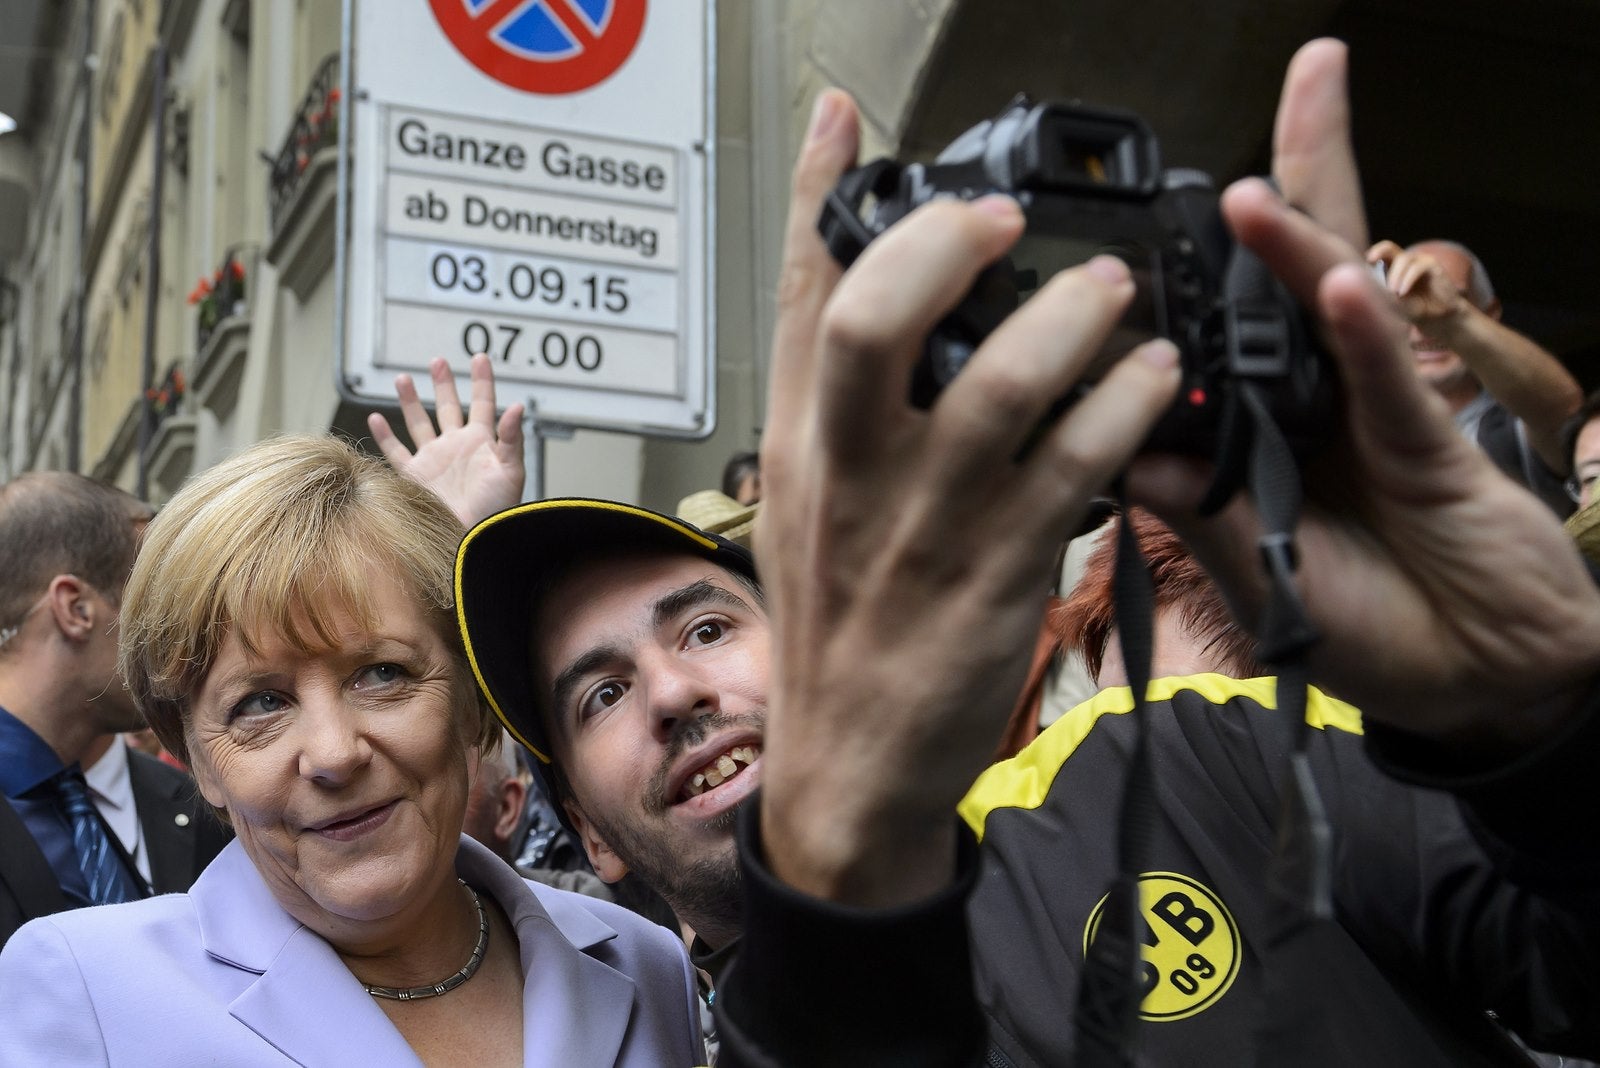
[83, 734, 150, 882]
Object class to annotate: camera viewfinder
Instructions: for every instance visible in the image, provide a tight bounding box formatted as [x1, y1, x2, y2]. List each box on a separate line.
[1019, 106, 1159, 197]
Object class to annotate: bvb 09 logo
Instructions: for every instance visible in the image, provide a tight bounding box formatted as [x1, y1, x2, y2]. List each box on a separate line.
[1083, 872, 1241, 1021]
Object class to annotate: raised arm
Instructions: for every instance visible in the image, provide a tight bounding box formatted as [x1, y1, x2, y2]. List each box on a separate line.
[1367, 238, 1581, 471]
[752, 96, 1181, 912]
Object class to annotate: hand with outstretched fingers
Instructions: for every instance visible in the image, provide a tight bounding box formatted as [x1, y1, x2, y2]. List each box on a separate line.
[369, 353, 526, 528]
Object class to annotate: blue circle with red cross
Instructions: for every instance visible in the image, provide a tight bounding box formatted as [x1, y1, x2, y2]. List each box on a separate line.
[431, 0, 647, 96]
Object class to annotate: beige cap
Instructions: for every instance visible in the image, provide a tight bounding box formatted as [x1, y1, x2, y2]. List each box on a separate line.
[674, 489, 758, 548]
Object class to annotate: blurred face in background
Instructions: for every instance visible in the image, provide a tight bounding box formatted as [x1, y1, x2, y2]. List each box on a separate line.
[1571, 417, 1600, 510]
[1407, 242, 1478, 396]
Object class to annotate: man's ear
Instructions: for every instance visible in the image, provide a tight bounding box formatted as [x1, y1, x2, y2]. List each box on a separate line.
[562, 800, 629, 884]
[493, 777, 527, 846]
[1485, 295, 1503, 322]
[44, 575, 96, 641]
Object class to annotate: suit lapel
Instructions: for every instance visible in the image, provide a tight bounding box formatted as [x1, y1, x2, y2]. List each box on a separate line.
[462, 839, 638, 1066]
[0, 793, 68, 928]
[229, 925, 422, 1067]
[192, 842, 420, 1067]
[192, 835, 647, 1067]
[127, 751, 197, 894]
[516, 914, 636, 1066]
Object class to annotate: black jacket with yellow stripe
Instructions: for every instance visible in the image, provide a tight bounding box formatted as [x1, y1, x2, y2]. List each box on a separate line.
[958, 674, 1600, 1067]
[717, 674, 1600, 1067]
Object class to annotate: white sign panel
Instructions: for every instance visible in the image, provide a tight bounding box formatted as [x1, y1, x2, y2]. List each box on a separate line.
[342, 0, 714, 437]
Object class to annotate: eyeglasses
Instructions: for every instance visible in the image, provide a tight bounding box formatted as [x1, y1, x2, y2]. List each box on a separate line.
[1565, 471, 1600, 505]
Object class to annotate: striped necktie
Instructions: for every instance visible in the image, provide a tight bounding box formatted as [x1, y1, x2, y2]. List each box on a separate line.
[53, 767, 141, 906]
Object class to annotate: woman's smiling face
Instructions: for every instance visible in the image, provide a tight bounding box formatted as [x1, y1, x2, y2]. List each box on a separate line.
[186, 567, 474, 935]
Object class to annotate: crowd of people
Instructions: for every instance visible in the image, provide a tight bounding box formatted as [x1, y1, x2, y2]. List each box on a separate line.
[4, 37, 1600, 1067]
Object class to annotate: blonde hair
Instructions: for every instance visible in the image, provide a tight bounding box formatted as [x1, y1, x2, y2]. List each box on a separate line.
[119, 435, 494, 766]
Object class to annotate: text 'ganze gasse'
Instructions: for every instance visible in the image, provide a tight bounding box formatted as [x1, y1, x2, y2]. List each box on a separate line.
[395, 118, 668, 192]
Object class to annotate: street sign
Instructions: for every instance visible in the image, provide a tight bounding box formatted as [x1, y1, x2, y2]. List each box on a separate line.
[341, 0, 715, 437]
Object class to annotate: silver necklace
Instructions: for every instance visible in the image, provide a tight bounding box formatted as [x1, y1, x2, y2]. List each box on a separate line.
[363, 880, 489, 1001]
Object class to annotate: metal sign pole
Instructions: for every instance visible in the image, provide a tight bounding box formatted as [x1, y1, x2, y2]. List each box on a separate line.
[523, 399, 573, 503]
[523, 405, 543, 503]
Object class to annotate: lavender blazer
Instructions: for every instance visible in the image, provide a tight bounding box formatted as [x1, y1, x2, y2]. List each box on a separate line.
[0, 836, 702, 1066]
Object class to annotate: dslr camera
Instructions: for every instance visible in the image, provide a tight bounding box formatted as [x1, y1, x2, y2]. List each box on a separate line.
[817, 96, 1337, 468]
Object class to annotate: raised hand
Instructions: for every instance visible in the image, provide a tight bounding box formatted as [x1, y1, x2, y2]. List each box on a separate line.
[368, 353, 526, 528]
[754, 92, 1180, 906]
[1367, 238, 1471, 330]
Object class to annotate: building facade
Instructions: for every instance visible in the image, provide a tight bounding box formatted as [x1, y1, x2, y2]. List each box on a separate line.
[3, 0, 1596, 503]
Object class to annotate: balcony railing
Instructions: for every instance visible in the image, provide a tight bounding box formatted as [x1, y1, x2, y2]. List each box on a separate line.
[145, 362, 187, 433]
[191, 244, 257, 355]
[267, 53, 340, 229]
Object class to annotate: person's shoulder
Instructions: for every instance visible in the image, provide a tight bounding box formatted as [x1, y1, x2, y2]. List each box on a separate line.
[526, 878, 682, 952]
[457, 836, 685, 966]
[3, 893, 198, 965]
[29, 892, 194, 935]
[516, 863, 616, 901]
[961, 675, 1363, 833]
[516, 880, 702, 1064]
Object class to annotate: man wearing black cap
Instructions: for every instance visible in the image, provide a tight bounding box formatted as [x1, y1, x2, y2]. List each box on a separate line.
[456, 499, 763, 968]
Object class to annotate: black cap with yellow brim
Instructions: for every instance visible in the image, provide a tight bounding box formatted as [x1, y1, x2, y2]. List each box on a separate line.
[455, 498, 759, 767]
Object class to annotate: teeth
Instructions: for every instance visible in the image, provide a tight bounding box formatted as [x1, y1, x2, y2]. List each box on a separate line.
[679, 744, 765, 801]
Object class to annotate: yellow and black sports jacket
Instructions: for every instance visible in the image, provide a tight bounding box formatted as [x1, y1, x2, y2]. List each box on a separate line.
[718, 674, 1600, 1067]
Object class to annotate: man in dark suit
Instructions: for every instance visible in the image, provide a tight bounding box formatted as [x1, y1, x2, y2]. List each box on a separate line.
[0, 472, 227, 947]
[125, 746, 230, 894]
[78, 729, 231, 896]
[0, 794, 64, 945]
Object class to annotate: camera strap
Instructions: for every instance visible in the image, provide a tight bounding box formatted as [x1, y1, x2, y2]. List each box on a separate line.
[1072, 501, 1159, 1067]
[817, 159, 903, 269]
[1236, 382, 1337, 1067]
[1074, 380, 1330, 1067]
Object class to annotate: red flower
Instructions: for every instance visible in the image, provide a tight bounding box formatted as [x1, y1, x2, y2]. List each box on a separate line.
[327, 88, 342, 103]
[229, 260, 246, 281]
[172, 370, 187, 393]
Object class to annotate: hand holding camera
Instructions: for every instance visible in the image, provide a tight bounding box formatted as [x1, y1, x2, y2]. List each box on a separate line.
[819, 96, 1338, 487]
[755, 40, 1600, 913]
